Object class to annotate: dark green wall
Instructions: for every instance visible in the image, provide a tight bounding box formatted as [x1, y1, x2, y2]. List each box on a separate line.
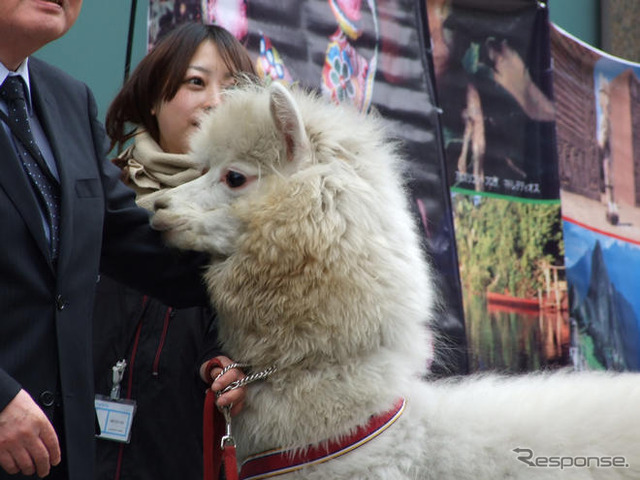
[549, 0, 600, 48]
[37, 0, 149, 122]
[35, 1, 599, 123]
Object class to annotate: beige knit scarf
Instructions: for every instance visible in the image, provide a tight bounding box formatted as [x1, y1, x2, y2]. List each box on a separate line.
[116, 131, 203, 210]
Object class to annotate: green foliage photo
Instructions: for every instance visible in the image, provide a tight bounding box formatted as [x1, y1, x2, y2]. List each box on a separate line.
[453, 194, 564, 298]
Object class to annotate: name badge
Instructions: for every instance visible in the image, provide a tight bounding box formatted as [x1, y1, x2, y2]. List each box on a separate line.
[95, 394, 137, 443]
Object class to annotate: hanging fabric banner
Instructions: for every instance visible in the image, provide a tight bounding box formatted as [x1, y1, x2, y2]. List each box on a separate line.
[147, 0, 469, 374]
[429, 0, 568, 372]
[552, 24, 640, 371]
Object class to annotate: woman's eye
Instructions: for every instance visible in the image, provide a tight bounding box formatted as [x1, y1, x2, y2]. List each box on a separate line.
[186, 77, 205, 87]
[223, 170, 247, 188]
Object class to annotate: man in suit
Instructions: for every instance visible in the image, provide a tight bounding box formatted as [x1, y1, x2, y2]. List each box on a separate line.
[0, 2, 243, 479]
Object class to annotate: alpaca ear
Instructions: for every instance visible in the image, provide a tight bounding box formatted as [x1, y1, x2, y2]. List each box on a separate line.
[269, 82, 309, 164]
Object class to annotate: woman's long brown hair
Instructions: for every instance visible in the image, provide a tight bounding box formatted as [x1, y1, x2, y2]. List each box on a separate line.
[105, 22, 256, 153]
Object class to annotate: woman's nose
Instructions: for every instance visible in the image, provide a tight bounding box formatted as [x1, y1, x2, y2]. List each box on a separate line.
[203, 89, 222, 111]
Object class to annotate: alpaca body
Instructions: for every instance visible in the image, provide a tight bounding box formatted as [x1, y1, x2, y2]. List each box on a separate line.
[151, 81, 640, 479]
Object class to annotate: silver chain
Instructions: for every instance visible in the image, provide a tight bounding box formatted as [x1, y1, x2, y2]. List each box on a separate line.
[214, 362, 278, 396]
[213, 362, 278, 449]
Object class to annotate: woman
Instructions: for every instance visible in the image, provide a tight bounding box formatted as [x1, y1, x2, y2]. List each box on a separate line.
[93, 22, 256, 480]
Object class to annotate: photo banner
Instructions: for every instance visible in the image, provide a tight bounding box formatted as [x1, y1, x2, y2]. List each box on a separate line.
[147, 0, 469, 374]
[552, 24, 640, 371]
[429, 0, 568, 372]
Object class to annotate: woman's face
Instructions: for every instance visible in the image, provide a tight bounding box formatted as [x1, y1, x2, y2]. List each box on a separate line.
[154, 40, 234, 154]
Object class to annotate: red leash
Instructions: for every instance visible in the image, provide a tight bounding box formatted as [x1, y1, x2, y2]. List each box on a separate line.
[203, 359, 239, 480]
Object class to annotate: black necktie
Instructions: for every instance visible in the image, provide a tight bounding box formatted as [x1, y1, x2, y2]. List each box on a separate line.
[0, 75, 60, 260]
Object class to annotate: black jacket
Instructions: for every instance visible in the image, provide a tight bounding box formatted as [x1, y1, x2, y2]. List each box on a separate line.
[93, 275, 219, 480]
[0, 57, 208, 480]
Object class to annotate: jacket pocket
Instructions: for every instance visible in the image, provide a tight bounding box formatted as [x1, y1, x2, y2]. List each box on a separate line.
[75, 178, 100, 198]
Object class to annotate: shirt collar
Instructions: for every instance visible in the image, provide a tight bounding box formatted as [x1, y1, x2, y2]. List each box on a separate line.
[0, 58, 33, 113]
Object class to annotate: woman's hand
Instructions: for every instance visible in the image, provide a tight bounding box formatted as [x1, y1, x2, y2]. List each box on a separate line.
[200, 355, 246, 416]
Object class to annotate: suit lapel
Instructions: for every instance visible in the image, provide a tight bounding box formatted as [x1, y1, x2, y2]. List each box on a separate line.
[0, 109, 52, 263]
[28, 61, 75, 272]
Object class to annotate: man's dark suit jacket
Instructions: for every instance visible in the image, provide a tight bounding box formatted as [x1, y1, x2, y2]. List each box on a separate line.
[0, 57, 208, 480]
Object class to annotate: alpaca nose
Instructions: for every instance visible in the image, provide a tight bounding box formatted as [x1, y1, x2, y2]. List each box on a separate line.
[153, 196, 169, 211]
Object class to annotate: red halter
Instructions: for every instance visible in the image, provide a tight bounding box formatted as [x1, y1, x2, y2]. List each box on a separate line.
[239, 398, 406, 480]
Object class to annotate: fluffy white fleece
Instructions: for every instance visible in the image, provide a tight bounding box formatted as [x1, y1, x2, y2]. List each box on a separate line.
[151, 81, 640, 479]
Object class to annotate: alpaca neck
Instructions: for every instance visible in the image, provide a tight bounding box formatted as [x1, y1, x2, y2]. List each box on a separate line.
[234, 349, 416, 458]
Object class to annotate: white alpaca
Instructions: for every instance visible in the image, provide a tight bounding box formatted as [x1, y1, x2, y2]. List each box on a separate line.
[151, 81, 640, 479]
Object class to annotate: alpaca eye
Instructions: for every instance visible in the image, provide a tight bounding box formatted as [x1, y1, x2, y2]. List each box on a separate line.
[224, 170, 247, 188]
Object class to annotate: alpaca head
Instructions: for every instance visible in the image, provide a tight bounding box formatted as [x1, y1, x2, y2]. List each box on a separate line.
[151, 80, 434, 373]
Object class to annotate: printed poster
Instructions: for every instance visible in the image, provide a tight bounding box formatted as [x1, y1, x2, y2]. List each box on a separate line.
[429, 0, 569, 372]
[552, 24, 640, 371]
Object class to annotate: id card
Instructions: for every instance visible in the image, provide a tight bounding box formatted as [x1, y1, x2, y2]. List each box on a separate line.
[95, 395, 137, 443]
